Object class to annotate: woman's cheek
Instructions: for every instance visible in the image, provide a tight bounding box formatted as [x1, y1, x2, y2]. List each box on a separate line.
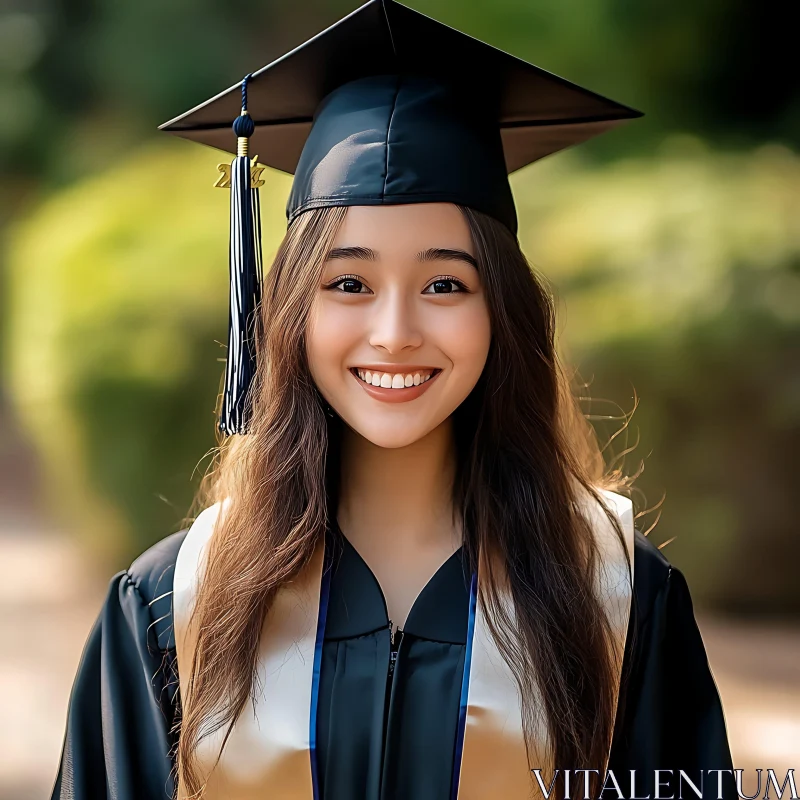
[431, 303, 491, 377]
[307, 299, 361, 391]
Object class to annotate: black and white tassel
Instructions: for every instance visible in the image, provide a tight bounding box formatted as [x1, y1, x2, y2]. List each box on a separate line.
[220, 74, 263, 435]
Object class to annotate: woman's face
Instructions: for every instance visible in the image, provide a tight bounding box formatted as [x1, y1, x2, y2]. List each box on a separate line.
[306, 203, 492, 449]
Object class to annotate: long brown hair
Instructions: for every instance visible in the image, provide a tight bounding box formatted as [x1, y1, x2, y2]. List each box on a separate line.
[174, 203, 635, 799]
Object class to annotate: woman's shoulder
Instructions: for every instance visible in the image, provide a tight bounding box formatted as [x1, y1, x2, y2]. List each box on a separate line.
[121, 526, 190, 651]
[632, 527, 671, 580]
[631, 527, 685, 623]
[586, 484, 689, 624]
[122, 502, 230, 649]
[126, 501, 229, 598]
[127, 528, 189, 600]
[585, 485, 680, 597]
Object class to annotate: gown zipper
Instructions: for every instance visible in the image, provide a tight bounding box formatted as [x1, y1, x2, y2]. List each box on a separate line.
[387, 621, 404, 681]
[378, 621, 405, 797]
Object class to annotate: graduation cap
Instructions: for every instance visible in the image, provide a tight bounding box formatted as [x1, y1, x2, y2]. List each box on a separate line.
[160, 0, 642, 435]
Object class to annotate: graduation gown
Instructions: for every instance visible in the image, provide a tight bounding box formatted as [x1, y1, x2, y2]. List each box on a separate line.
[50, 503, 737, 800]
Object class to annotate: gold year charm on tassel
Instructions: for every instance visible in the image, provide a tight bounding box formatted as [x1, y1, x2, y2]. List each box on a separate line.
[214, 156, 267, 189]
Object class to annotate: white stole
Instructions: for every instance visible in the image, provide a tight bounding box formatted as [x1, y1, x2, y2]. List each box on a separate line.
[173, 488, 634, 799]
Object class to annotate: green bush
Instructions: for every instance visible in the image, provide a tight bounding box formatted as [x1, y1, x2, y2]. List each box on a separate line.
[513, 137, 799, 614]
[5, 139, 292, 561]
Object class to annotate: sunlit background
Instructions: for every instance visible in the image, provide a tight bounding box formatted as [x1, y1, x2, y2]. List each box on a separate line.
[0, 0, 797, 797]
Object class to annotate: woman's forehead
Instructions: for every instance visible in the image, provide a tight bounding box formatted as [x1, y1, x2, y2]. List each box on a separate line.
[331, 204, 474, 255]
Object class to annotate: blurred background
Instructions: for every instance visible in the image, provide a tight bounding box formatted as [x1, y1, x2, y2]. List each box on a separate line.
[0, 0, 797, 796]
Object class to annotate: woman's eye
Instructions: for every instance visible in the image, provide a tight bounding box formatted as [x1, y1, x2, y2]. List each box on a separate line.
[328, 276, 369, 293]
[326, 275, 466, 294]
[423, 278, 467, 294]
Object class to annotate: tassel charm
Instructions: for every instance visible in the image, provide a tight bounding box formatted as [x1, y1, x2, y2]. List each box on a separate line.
[220, 74, 263, 435]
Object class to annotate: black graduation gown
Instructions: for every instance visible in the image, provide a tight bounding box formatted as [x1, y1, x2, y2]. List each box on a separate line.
[50, 527, 737, 800]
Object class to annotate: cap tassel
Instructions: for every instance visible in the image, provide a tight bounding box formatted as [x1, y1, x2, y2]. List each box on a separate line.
[220, 74, 263, 435]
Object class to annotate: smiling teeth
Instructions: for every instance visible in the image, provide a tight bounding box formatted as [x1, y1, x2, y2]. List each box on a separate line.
[356, 369, 435, 388]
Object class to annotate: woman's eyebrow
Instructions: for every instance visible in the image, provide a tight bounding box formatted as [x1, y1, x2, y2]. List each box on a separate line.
[326, 245, 478, 270]
[416, 247, 479, 270]
[326, 246, 377, 261]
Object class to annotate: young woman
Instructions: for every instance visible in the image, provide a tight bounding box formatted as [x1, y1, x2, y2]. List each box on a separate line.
[51, 2, 736, 799]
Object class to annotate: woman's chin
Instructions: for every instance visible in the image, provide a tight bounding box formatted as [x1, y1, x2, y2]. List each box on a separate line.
[342, 418, 442, 450]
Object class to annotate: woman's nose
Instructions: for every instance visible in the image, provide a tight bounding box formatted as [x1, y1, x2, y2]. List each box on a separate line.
[367, 290, 423, 354]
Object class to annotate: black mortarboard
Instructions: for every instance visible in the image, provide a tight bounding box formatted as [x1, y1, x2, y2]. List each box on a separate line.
[160, 0, 642, 435]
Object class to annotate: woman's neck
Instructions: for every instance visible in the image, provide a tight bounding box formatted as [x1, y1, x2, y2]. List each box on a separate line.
[337, 419, 461, 556]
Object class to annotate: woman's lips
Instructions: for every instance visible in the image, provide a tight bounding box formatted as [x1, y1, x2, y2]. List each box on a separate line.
[349, 368, 441, 403]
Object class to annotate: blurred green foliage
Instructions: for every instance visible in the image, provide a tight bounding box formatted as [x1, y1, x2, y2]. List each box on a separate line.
[515, 138, 800, 615]
[1, 0, 796, 186]
[5, 136, 799, 614]
[5, 140, 292, 560]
